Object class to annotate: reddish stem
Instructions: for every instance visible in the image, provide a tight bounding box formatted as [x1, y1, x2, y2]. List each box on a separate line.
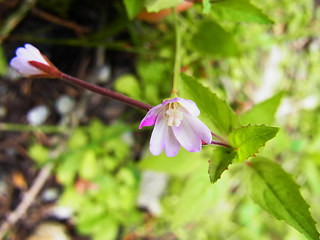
[29, 60, 152, 111]
[59, 73, 152, 111]
[211, 140, 232, 148]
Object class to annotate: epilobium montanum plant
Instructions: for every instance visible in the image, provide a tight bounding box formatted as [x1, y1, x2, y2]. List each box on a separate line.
[8, 5, 320, 239]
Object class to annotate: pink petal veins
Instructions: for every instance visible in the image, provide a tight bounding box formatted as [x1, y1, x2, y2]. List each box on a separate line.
[172, 119, 202, 152]
[185, 115, 212, 144]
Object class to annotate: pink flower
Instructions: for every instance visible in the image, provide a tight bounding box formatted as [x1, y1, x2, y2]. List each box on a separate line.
[140, 97, 212, 157]
[10, 43, 59, 78]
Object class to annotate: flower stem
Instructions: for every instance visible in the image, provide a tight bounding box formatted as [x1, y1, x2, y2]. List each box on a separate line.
[29, 60, 152, 111]
[171, 8, 181, 97]
[211, 140, 232, 148]
[59, 73, 152, 111]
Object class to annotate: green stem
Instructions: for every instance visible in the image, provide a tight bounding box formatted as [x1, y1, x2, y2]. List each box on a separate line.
[0, 123, 67, 133]
[171, 8, 181, 97]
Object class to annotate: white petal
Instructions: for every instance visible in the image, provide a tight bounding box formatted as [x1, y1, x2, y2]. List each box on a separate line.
[177, 98, 200, 116]
[10, 44, 49, 77]
[164, 128, 181, 157]
[139, 104, 163, 129]
[172, 119, 202, 152]
[24, 44, 48, 64]
[186, 116, 212, 144]
[149, 111, 167, 156]
[10, 57, 42, 76]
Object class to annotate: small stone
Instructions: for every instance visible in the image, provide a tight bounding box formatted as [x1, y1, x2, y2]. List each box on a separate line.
[42, 188, 59, 202]
[26, 222, 70, 240]
[137, 170, 168, 216]
[0, 106, 7, 118]
[49, 206, 73, 220]
[95, 64, 111, 83]
[27, 105, 49, 126]
[55, 95, 75, 115]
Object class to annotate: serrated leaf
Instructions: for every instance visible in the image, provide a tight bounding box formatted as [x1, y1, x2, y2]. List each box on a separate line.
[229, 125, 279, 161]
[209, 147, 236, 183]
[180, 74, 240, 136]
[245, 157, 320, 240]
[240, 92, 285, 125]
[123, 0, 144, 20]
[212, 0, 273, 24]
[145, 0, 183, 12]
[191, 20, 239, 58]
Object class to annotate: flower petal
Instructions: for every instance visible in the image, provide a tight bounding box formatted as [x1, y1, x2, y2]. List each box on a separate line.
[10, 57, 42, 76]
[139, 104, 163, 129]
[10, 44, 50, 77]
[161, 97, 180, 106]
[149, 111, 167, 155]
[177, 98, 200, 116]
[172, 119, 202, 152]
[185, 115, 212, 144]
[164, 128, 181, 157]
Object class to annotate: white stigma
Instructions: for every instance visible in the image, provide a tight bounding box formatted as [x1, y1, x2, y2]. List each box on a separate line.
[165, 102, 183, 127]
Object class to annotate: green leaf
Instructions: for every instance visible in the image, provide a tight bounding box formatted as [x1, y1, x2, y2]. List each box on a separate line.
[208, 147, 236, 183]
[240, 92, 285, 125]
[229, 125, 279, 161]
[202, 0, 211, 14]
[29, 144, 49, 164]
[139, 148, 205, 176]
[114, 74, 141, 99]
[79, 150, 98, 180]
[180, 74, 240, 136]
[212, 0, 273, 24]
[191, 20, 239, 58]
[123, 0, 144, 20]
[245, 157, 320, 240]
[0, 46, 8, 75]
[145, 0, 183, 12]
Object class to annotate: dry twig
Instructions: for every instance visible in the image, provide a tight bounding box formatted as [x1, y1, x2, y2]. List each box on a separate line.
[0, 163, 53, 239]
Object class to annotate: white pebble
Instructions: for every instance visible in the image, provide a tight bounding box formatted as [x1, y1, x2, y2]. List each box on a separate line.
[27, 105, 49, 126]
[55, 95, 75, 115]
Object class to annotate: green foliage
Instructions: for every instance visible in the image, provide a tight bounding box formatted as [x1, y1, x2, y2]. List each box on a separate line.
[28, 144, 49, 165]
[114, 74, 142, 99]
[229, 125, 279, 162]
[208, 147, 236, 183]
[145, 0, 183, 12]
[123, 0, 145, 20]
[180, 73, 240, 136]
[0, 46, 7, 75]
[240, 92, 285, 125]
[202, 0, 211, 14]
[50, 120, 141, 239]
[191, 20, 239, 58]
[212, 0, 273, 24]
[139, 148, 208, 177]
[245, 157, 320, 240]
[38, 0, 74, 16]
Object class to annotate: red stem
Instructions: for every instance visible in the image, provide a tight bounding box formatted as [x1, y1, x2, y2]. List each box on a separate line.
[60, 73, 152, 111]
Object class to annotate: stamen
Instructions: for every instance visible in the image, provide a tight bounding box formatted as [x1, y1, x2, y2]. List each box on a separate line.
[165, 102, 183, 127]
